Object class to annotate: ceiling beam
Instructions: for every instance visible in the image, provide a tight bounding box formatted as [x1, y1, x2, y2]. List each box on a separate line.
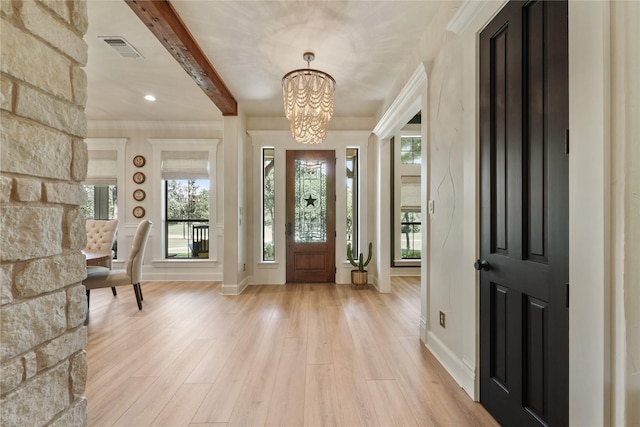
[125, 0, 238, 116]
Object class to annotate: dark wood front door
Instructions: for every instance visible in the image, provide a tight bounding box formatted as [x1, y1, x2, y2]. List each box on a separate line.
[479, 1, 568, 425]
[286, 150, 336, 283]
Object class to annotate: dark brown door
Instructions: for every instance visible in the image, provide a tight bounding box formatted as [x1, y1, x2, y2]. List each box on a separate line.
[478, 1, 568, 426]
[286, 150, 336, 282]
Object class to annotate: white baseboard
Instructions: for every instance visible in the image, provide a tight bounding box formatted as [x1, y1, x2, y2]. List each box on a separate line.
[221, 277, 249, 295]
[142, 270, 222, 281]
[420, 317, 427, 342]
[425, 331, 476, 399]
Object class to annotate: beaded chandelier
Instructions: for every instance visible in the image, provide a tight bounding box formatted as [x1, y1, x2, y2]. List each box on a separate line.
[282, 52, 336, 144]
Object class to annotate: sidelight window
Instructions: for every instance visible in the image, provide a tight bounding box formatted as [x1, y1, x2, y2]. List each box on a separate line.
[346, 148, 359, 256]
[262, 148, 275, 261]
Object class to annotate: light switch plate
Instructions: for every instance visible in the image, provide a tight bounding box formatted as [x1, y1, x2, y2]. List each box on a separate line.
[428, 199, 435, 214]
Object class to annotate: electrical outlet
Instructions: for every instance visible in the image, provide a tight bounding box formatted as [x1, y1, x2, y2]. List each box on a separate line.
[439, 311, 446, 328]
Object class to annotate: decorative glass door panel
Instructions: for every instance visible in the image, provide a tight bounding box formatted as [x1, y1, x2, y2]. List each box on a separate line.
[294, 159, 327, 243]
[286, 150, 335, 282]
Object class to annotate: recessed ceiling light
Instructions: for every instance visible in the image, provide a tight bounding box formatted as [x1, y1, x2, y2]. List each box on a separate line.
[144, 94, 156, 102]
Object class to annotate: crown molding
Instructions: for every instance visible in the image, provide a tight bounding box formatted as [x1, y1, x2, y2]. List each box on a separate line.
[87, 120, 224, 131]
[373, 61, 430, 139]
[446, 0, 508, 35]
[446, 0, 486, 35]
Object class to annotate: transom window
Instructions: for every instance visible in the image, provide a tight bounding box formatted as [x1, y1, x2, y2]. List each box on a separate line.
[400, 136, 422, 164]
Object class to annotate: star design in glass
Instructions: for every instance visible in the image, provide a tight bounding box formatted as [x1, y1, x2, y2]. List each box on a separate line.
[304, 195, 317, 207]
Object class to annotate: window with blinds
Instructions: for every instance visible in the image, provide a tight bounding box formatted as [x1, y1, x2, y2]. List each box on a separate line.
[400, 176, 421, 259]
[83, 150, 118, 220]
[162, 152, 210, 259]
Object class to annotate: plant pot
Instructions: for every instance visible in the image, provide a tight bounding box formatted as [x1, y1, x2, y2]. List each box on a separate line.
[351, 270, 368, 286]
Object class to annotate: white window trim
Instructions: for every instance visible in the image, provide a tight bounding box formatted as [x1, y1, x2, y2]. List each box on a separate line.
[149, 138, 220, 262]
[84, 138, 127, 221]
[393, 130, 422, 264]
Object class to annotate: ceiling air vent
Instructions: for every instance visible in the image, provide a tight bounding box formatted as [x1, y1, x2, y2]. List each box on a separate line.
[99, 36, 143, 59]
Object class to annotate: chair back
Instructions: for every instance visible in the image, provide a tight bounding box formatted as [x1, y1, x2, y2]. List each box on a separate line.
[127, 220, 152, 283]
[85, 219, 118, 254]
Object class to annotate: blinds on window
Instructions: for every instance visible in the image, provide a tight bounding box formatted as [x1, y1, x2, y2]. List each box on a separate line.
[86, 151, 117, 185]
[161, 151, 209, 180]
[400, 175, 421, 212]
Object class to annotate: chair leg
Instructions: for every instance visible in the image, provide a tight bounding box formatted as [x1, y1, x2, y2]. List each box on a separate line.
[84, 289, 90, 325]
[111, 287, 117, 296]
[138, 284, 143, 301]
[133, 283, 142, 310]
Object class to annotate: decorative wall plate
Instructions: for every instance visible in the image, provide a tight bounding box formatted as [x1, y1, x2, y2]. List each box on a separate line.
[133, 155, 146, 168]
[133, 172, 145, 184]
[133, 189, 146, 201]
[133, 206, 145, 218]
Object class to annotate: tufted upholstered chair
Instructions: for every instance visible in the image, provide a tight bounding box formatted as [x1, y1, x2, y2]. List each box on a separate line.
[83, 220, 152, 314]
[85, 219, 119, 269]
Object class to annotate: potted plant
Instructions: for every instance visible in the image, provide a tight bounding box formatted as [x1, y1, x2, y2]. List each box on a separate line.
[347, 242, 372, 286]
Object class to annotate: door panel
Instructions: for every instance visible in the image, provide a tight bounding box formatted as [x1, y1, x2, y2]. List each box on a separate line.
[479, 1, 568, 426]
[286, 150, 335, 283]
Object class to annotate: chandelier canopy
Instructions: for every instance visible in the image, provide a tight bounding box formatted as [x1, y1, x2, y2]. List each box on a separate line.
[282, 52, 336, 144]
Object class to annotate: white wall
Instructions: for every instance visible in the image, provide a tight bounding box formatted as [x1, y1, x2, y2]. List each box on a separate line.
[610, 1, 640, 425]
[568, 2, 613, 425]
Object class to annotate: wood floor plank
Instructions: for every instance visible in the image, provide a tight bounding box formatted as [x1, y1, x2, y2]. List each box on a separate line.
[185, 313, 246, 384]
[113, 338, 214, 426]
[398, 336, 500, 427]
[191, 295, 277, 423]
[86, 279, 497, 427]
[151, 383, 212, 427]
[366, 379, 419, 427]
[227, 318, 288, 427]
[87, 376, 157, 426]
[303, 364, 340, 427]
[306, 303, 333, 365]
[264, 337, 307, 427]
[285, 284, 309, 338]
[328, 306, 381, 427]
[377, 338, 463, 425]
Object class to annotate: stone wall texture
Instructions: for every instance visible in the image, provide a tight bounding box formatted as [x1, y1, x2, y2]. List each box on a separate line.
[0, 1, 88, 425]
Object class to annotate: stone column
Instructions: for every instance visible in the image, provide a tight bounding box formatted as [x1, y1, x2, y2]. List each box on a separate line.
[1, 1, 89, 425]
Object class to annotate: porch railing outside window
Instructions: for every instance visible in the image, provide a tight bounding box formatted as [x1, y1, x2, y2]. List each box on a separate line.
[165, 179, 210, 259]
[166, 220, 209, 258]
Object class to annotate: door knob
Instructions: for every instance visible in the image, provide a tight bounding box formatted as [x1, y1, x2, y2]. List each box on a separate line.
[474, 259, 491, 271]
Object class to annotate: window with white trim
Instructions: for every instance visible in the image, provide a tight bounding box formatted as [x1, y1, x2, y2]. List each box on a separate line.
[82, 151, 118, 220]
[400, 175, 421, 259]
[346, 148, 359, 256]
[262, 148, 275, 261]
[162, 152, 210, 259]
[392, 128, 422, 266]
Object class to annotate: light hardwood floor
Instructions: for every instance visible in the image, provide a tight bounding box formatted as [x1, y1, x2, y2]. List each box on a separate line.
[85, 278, 498, 426]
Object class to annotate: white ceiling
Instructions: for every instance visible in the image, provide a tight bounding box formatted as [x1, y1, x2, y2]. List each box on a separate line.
[85, 0, 454, 123]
